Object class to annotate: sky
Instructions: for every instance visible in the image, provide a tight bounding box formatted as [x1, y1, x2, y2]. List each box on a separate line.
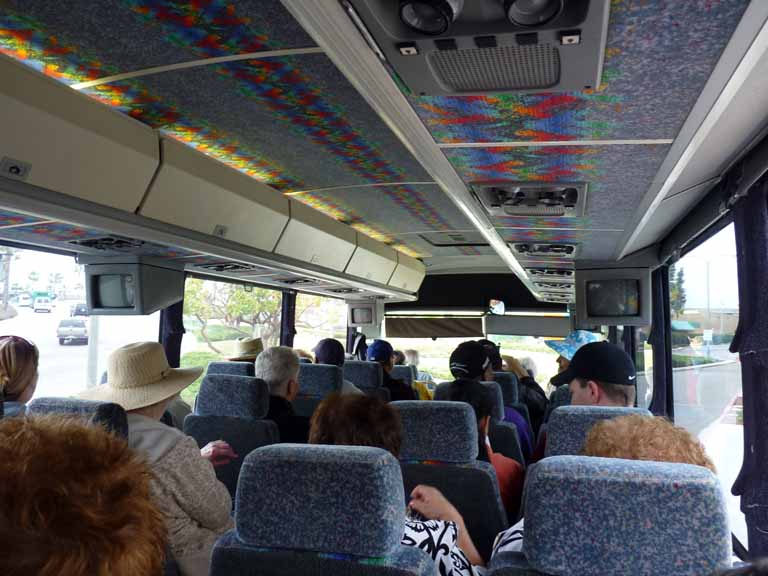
[7, 249, 83, 291]
[676, 224, 739, 310]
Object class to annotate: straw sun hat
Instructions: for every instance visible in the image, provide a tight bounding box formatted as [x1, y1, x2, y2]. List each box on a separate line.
[77, 342, 202, 411]
[228, 337, 264, 362]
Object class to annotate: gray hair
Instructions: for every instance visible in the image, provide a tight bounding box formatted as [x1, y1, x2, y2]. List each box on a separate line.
[254, 346, 299, 396]
[404, 349, 419, 366]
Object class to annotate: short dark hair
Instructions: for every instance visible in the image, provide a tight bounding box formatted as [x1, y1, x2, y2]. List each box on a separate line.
[576, 377, 636, 407]
[309, 393, 403, 457]
[477, 339, 502, 371]
[393, 350, 406, 365]
[444, 379, 494, 462]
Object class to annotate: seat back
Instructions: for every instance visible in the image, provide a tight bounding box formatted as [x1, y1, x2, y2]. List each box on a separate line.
[343, 360, 383, 389]
[195, 374, 270, 419]
[211, 444, 433, 576]
[294, 363, 343, 417]
[391, 365, 416, 386]
[493, 372, 519, 405]
[544, 383, 571, 423]
[496, 456, 730, 576]
[545, 405, 652, 457]
[393, 401, 508, 562]
[207, 361, 255, 377]
[298, 357, 312, 364]
[184, 415, 278, 501]
[27, 397, 128, 438]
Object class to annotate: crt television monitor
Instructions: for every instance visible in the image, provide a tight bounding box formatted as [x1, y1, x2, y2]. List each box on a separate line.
[575, 268, 651, 327]
[348, 302, 377, 327]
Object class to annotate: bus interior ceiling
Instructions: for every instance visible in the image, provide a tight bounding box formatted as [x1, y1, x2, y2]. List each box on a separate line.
[0, 1, 766, 306]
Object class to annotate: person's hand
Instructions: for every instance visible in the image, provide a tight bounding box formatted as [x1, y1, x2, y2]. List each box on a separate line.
[200, 440, 238, 467]
[503, 355, 528, 380]
[408, 485, 462, 525]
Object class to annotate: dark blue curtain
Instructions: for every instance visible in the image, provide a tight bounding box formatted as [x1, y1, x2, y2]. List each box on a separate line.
[160, 300, 185, 368]
[280, 292, 296, 347]
[730, 176, 768, 557]
[648, 266, 674, 418]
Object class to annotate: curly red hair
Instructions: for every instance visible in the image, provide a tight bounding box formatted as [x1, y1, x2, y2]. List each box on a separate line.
[0, 415, 166, 576]
[583, 414, 716, 472]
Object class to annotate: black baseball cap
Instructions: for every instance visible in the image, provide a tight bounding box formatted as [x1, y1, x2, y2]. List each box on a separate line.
[449, 341, 491, 380]
[561, 341, 636, 386]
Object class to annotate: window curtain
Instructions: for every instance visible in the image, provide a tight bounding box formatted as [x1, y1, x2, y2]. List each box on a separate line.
[280, 292, 296, 347]
[730, 175, 768, 557]
[648, 266, 673, 419]
[159, 300, 185, 369]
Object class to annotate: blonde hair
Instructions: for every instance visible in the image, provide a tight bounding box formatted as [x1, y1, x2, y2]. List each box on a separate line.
[0, 335, 39, 401]
[583, 414, 716, 472]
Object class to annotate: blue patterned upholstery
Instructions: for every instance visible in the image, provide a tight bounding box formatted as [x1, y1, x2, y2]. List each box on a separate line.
[227, 445, 414, 557]
[298, 357, 312, 364]
[480, 381, 506, 421]
[184, 415, 279, 502]
[518, 456, 730, 576]
[297, 363, 343, 397]
[545, 405, 652, 457]
[391, 365, 415, 386]
[195, 374, 270, 419]
[207, 361, 255, 377]
[393, 400, 478, 462]
[493, 372, 519, 405]
[343, 361, 383, 389]
[27, 397, 128, 438]
[544, 384, 571, 423]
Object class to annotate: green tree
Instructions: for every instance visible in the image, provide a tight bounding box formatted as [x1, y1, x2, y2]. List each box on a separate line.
[669, 264, 680, 318]
[672, 267, 687, 317]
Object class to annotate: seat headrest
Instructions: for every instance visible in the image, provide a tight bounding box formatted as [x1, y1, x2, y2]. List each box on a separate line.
[235, 444, 405, 557]
[196, 374, 269, 419]
[523, 456, 730, 576]
[433, 381, 504, 421]
[393, 400, 478, 462]
[207, 361, 255, 378]
[550, 383, 571, 410]
[297, 363, 343, 397]
[342, 361, 383, 389]
[390, 365, 414, 385]
[546, 405, 652, 457]
[26, 397, 128, 438]
[298, 357, 312, 364]
[493, 372, 519, 405]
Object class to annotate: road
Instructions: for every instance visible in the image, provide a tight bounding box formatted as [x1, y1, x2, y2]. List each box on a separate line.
[0, 301, 160, 398]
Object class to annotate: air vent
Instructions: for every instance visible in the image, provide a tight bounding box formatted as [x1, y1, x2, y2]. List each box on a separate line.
[329, 287, 363, 294]
[195, 262, 263, 274]
[275, 277, 321, 286]
[512, 243, 578, 259]
[534, 282, 574, 292]
[540, 292, 573, 303]
[527, 268, 574, 280]
[473, 182, 587, 217]
[69, 236, 145, 252]
[419, 230, 488, 247]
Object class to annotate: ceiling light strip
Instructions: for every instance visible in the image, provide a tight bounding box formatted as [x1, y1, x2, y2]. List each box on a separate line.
[617, 6, 768, 260]
[284, 181, 436, 196]
[280, 0, 541, 298]
[438, 139, 674, 149]
[70, 47, 326, 90]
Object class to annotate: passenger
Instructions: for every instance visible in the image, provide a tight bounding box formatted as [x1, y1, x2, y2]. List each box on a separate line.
[519, 357, 537, 380]
[77, 342, 236, 576]
[404, 348, 434, 382]
[444, 346, 524, 519]
[312, 338, 363, 395]
[0, 414, 166, 576]
[393, 349, 406, 365]
[256, 345, 311, 443]
[309, 393, 484, 575]
[351, 332, 368, 360]
[0, 335, 38, 418]
[295, 349, 314, 363]
[492, 413, 714, 555]
[544, 330, 601, 388]
[227, 336, 264, 362]
[367, 339, 417, 401]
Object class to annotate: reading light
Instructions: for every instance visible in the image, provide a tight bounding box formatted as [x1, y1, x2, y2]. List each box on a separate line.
[399, 0, 463, 35]
[504, 0, 562, 27]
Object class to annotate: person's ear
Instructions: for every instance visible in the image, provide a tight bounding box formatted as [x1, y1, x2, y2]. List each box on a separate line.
[587, 380, 601, 403]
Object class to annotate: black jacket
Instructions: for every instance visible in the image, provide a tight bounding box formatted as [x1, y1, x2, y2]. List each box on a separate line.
[518, 376, 549, 437]
[267, 395, 310, 444]
[383, 371, 418, 401]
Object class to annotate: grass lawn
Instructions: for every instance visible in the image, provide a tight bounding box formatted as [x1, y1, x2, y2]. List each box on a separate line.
[671, 354, 719, 368]
[180, 350, 223, 404]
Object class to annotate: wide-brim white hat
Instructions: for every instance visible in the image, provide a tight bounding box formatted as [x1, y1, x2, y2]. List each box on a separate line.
[77, 342, 202, 411]
[228, 337, 264, 362]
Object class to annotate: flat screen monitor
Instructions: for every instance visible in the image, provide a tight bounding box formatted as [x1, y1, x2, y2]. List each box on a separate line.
[575, 268, 651, 327]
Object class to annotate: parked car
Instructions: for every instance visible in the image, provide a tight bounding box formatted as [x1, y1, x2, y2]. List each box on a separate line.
[57, 318, 88, 345]
[17, 294, 31, 307]
[70, 302, 89, 317]
[33, 297, 52, 313]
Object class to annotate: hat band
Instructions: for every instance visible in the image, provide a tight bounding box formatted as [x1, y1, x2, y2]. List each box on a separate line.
[111, 365, 174, 390]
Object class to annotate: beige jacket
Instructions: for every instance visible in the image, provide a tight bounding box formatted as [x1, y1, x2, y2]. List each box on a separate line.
[127, 414, 234, 573]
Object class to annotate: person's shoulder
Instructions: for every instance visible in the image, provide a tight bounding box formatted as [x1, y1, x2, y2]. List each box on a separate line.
[490, 450, 523, 475]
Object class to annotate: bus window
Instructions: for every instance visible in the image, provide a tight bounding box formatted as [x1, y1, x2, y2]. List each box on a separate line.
[671, 223, 744, 541]
[0, 247, 159, 398]
[382, 336, 482, 382]
[614, 325, 654, 410]
[487, 335, 560, 393]
[180, 277, 282, 404]
[292, 293, 347, 354]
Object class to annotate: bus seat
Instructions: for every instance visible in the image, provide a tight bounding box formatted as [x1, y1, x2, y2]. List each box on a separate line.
[391, 365, 415, 387]
[294, 363, 343, 417]
[195, 374, 270, 419]
[545, 405, 652, 457]
[393, 401, 508, 562]
[489, 456, 730, 576]
[493, 372, 520, 405]
[364, 387, 391, 402]
[184, 415, 278, 502]
[298, 357, 312, 364]
[434, 381, 526, 467]
[210, 444, 434, 575]
[343, 360, 383, 389]
[27, 397, 128, 438]
[207, 361, 255, 378]
[544, 384, 571, 423]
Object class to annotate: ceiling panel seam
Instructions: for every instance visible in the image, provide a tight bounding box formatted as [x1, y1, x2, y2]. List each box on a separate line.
[439, 139, 673, 148]
[284, 181, 436, 195]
